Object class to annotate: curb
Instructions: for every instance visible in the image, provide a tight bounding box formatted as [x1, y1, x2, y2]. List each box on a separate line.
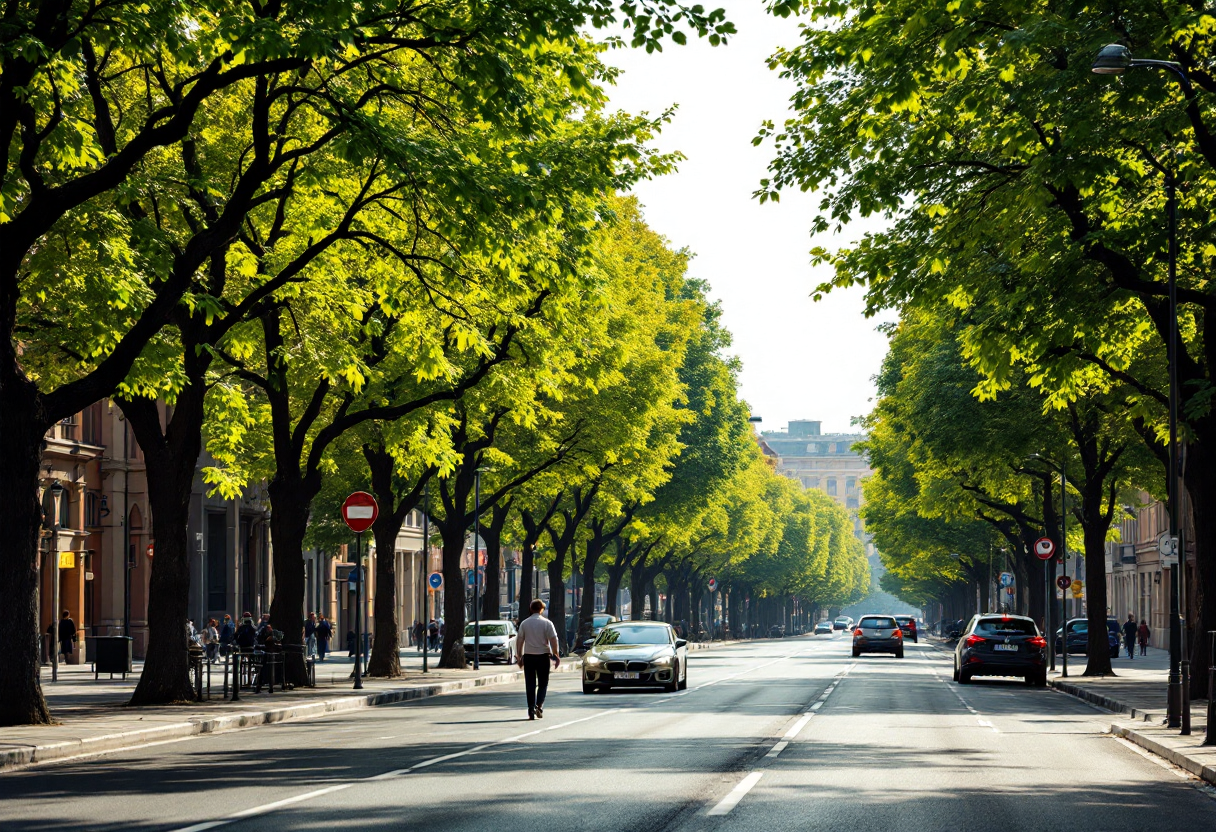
[1048, 678, 1165, 724]
[1110, 724, 1216, 787]
[2, 638, 743, 772]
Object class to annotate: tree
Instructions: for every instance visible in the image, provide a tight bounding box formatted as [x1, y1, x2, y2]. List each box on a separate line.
[760, 0, 1216, 692]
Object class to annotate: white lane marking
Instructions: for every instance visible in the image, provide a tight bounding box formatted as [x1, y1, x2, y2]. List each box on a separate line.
[977, 718, 998, 733]
[707, 772, 764, 816]
[230, 784, 354, 817]
[172, 824, 229, 832]
[765, 741, 789, 758]
[784, 714, 813, 739]
[809, 701, 823, 711]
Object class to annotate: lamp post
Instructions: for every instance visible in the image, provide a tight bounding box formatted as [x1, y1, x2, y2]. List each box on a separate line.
[1030, 453, 1066, 675]
[472, 468, 482, 671]
[421, 480, 430, 674]
[48, 480, 66, 683]
[1092, 43, 1190, 728]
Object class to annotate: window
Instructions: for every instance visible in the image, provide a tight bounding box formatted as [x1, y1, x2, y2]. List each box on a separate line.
[58, 490, 72, 528]
[809, 477, 820, 489]
[85, 491, 105, 528]
[206, 512, 228, 611]
[846, 496, 859, 509]
[806, 443, 817, 454]
[846, 477, 857, 494]
[826, 478, 837, 496]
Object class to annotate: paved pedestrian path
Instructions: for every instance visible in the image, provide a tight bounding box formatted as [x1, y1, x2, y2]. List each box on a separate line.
[1046, 645, 1216, 785]
[0, 639, 735, 771]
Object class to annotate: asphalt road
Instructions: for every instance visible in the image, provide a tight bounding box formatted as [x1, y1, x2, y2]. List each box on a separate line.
[3, 635, 1215, 831]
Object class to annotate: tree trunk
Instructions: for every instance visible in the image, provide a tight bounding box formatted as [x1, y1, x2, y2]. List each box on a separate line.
[546, 551, 566, 655]
[518, 539, 534, 622]
[604, 543, 629, 617]
[479, 504, 509, 622]
[576, 526, 605, 645]
[0, 390, 53, 726]
[1082, 511, 1114, 676]
[1185, 441, 1216, 699]
[439, 523, 469, 668]
[267, 475, 313, 686]
[122, 394, 200, 705]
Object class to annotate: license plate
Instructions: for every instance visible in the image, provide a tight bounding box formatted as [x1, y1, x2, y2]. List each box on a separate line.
[613, 672, 639, 680]
[993, 644, 1018, 652]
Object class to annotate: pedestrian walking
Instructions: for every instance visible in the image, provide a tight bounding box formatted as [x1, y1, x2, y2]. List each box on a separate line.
[515, 599, 560, 720]
[1122, 613, 1137, 660]
[316, 614, 332, 661]
[304, 612, 319, 659]
[347, 629, 357, 657]
[57, 610, 77, 663]
[412, 620, 424, 651]
[1137, 619, 1151, 656]
[219, 614, 235, 656]
[427, 619, 439, 651]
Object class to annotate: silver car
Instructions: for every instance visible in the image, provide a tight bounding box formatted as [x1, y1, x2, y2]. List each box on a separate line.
[462, 620, 517, 663]
[581, 621, 688, 694]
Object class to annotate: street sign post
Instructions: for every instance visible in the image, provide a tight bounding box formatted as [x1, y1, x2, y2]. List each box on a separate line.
[341, 491, 379, 690]
[1034, 538, 1056, 560]
[1056, 575, 1073, 591]
[428, 572, 443, 590]
[999, 572, 1014, 588]
[708, 577, 718, 593]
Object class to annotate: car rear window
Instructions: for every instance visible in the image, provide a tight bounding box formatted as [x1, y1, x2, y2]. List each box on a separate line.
[859, 617, 897, 628]
[975, 618, 1038, 636]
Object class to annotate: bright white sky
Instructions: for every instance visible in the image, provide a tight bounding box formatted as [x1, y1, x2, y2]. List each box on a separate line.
[602, 1, 896, 435]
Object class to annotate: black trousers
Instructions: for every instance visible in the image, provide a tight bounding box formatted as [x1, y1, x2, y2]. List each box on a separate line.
[523, 653, 552, 712]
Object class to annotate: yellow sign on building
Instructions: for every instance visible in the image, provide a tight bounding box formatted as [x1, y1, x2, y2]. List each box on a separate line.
[58, 551, 75, 569]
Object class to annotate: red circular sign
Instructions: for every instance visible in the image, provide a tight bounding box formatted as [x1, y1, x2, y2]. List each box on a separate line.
[1034, 537, 1056, 560]
[1056, 575, 1072, 590]
[342, 491, 379, 533]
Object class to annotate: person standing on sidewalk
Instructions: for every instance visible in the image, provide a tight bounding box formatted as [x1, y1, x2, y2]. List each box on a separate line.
[57, 610, 77, 663]
[218, 614, 235, 656]
[316, 614, 332, 661]
[1122, 613, 1137, 660]
[515, 599, 560, 720]
[1137, 619, 1151, 656]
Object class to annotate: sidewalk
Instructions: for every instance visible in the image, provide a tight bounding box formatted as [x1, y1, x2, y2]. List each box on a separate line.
[0, 639, 735, 771]
[1047, 645, 1216, 785]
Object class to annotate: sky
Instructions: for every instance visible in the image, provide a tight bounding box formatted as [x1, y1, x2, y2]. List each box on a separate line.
[601, 1, 896, 436]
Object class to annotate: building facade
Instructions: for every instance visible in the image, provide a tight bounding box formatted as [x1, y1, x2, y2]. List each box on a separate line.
[761, 420, 875, 558]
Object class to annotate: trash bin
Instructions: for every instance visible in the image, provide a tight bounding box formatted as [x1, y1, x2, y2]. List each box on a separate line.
[89, 636, 133, 679]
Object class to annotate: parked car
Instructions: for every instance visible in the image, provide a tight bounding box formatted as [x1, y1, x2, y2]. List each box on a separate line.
[832, 616, 854, 631]
[768, 625, 785, 639]
[852, 615, 904, 658]
[462, 620, 517, 664]
[813, 621, 833, 635]
[1054, 617, 1120, 658]
[893, 615, 918, 644]
[954, 613, 1047, 686]
[581, 621, 688, 694]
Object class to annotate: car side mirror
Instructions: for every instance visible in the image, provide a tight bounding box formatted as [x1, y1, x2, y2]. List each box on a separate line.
[675, 639, 688, 649]
[582, 638, 595, 648]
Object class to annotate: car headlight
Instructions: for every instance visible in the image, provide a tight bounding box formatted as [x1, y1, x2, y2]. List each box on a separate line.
[585, 655, 603, 666]
[649, 654, 674, 667]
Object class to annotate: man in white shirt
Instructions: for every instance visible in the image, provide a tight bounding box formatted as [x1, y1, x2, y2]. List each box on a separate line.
[515, 599, 561, 719]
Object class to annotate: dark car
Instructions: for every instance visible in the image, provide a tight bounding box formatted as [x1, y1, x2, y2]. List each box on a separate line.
[893, 615, 918, 644]
[768, 625, 785, 639]
[954, 614, 1047, 686]
[852, 615, 904, 658]
[1054, 617, 1119, 658]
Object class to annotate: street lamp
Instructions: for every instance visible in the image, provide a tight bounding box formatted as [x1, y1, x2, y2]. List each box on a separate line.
[1092, 43, 1190, 730]
[47, 480, 66, 683]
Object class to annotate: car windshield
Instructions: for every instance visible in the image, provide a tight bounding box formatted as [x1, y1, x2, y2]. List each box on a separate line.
[859, 617, 897, 628]
[597, 625, 671, 645]
[975, 618, 1038, 636]
[464, 623, 509, 637]
[593, 615, 613, 627]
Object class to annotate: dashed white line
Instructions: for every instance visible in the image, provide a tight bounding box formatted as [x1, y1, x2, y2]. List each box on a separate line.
[784, 714, 813, 739]
[707, 772, 764, 816]
[765, 741, 789, 758]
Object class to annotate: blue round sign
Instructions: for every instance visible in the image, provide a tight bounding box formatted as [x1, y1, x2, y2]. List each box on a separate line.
[428, 571, 443, 590]
[999, 572, 1014, 588]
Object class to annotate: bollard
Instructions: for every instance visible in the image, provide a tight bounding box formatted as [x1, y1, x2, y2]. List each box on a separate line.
[1182, 659, 1191, 734]
[231, 653, 240, 702]
[222, 651, 230, 699]
[1206, 632, 1216, 746]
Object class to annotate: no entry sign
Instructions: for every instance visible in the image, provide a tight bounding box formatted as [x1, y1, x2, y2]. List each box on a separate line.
[1034, 537, 1056, 560]
[708, 577, 718, 592]
[342, 491, 379, 533]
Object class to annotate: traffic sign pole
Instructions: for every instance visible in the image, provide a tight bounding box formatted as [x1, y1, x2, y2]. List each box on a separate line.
[422, 483, 430, 675]
[341, 492, 379, 690]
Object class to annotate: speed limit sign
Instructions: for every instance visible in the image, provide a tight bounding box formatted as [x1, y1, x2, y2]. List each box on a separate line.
[1034, 537, 1056, 560]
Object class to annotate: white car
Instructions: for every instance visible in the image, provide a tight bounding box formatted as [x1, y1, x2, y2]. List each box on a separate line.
[814, 621, 833, 635]
[463, 620, 517, 663]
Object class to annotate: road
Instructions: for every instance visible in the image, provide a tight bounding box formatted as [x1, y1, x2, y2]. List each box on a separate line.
[3, 635, 1215, 831]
